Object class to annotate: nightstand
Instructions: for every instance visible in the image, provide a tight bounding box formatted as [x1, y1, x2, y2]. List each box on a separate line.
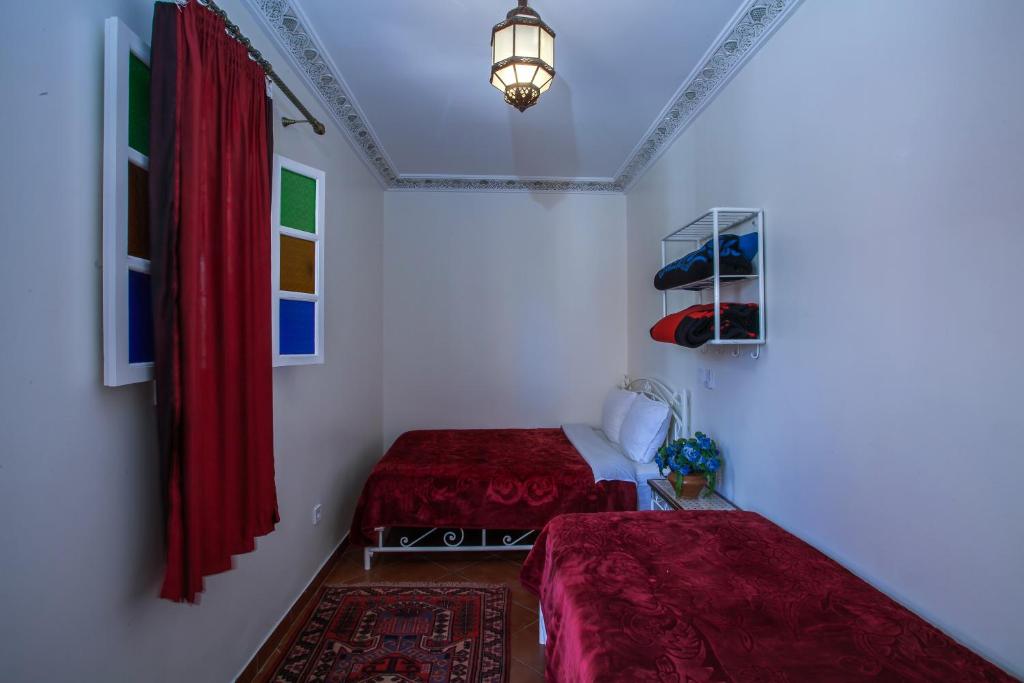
[648, 478, 737, 511]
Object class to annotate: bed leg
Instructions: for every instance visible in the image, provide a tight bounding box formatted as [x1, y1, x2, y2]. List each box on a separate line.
[363, 548, 373, 571]
[538, 607, 547, 645]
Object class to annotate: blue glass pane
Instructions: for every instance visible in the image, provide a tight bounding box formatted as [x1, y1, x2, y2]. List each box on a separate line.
[128, 269, 154, 364]
[279, 299, 315, 355]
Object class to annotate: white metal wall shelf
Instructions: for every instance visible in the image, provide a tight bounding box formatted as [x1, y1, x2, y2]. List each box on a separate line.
[660, 207, 766, 356]
[665, 273, 759, 292]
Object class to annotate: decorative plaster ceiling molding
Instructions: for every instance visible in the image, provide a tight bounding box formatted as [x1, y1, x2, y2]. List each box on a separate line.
[614, 0, 802, 190]
[391, 177, 623, 194]
[246, 0, 801, 193]
[248, 0, 399, 187]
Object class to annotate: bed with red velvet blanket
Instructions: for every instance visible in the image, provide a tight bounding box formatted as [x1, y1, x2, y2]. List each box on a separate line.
[521, 511, 1013, 682]
[349, 428, 637, 546]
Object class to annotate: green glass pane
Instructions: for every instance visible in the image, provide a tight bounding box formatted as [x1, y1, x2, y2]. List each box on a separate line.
[280, 168, 317, 233]
[128, 54, 150, 156]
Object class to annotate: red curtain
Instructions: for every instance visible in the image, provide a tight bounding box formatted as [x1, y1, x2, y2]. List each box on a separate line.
[149, 2, 278, 603]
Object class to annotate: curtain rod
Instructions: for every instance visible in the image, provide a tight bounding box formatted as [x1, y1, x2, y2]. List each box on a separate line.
[189, 0, 326, 135]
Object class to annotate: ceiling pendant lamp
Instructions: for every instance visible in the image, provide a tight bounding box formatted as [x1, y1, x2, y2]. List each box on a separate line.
[490, 0, 555, 112]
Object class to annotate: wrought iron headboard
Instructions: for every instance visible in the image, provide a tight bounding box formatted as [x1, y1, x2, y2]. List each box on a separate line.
[623, 376, 690, 442]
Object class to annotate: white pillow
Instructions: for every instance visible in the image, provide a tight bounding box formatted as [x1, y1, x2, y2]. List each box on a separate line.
[618, 395, 671, 464]
[601, 389, 638, 444]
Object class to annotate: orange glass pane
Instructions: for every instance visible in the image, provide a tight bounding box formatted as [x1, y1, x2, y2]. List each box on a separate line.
[128, 163, 150, 259]
[280, 235, 315, 293]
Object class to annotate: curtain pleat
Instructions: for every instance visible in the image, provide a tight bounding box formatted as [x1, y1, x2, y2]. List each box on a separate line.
[149, 1, 278, 603]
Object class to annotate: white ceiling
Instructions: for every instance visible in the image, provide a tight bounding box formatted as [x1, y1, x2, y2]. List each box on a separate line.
[292, 0, 747, 181]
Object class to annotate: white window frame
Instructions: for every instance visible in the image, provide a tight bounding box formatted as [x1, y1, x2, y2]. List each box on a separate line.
[102, 17, 152, 386]
[271, 155, 326, 366]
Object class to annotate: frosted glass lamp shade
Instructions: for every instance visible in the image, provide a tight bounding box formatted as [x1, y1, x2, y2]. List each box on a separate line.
[514, 24, 539, 58]
[540, 28, 554, 65]
[490, 1, 555, 112]
[493, 25, 514, 63]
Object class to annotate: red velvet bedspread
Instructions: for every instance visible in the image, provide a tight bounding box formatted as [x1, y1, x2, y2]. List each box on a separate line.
[521, 511, 1014, 683]
[349, 429, 637, 546]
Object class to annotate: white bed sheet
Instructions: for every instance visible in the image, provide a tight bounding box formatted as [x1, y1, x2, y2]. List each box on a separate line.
[561, 423, 661, 511]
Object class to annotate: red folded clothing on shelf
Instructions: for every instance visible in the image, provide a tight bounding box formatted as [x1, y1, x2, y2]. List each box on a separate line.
[650, 303, 759, 347]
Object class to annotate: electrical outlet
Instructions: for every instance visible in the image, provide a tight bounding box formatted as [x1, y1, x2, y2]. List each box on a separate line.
[312, 504, 322, 526]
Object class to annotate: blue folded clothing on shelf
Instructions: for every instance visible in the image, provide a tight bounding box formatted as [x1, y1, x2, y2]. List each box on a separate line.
[654, 233, 758, 290]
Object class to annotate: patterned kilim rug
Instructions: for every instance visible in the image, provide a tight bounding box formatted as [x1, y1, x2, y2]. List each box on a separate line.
[270, 583, 509, 683]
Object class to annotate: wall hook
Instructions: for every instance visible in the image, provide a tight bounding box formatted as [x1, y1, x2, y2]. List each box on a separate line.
[750, 346, 761, 360]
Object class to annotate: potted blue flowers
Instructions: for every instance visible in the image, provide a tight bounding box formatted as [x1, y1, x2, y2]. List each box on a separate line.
[655, 432, 722, 499]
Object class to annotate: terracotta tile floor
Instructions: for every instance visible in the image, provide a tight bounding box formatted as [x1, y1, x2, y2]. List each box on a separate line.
[254, 547, 545, 682]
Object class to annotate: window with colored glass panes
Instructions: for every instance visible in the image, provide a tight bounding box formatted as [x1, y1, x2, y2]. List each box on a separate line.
[272, 157, 324, 365]
[103, 18, 154, 386]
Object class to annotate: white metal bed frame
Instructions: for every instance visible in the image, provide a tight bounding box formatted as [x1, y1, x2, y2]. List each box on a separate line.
[362, 377, 688, 570]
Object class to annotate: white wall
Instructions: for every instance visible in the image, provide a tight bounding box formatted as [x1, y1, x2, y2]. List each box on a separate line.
[626, 0, 1023, 676]
[382, 191, 626, 445]
[0, 1, 383, 681]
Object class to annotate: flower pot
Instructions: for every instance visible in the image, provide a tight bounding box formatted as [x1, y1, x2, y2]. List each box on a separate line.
[668, 472, 707, 499]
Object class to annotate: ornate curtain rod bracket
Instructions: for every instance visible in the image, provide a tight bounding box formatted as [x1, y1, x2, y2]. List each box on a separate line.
[282, 117, 326, 135]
